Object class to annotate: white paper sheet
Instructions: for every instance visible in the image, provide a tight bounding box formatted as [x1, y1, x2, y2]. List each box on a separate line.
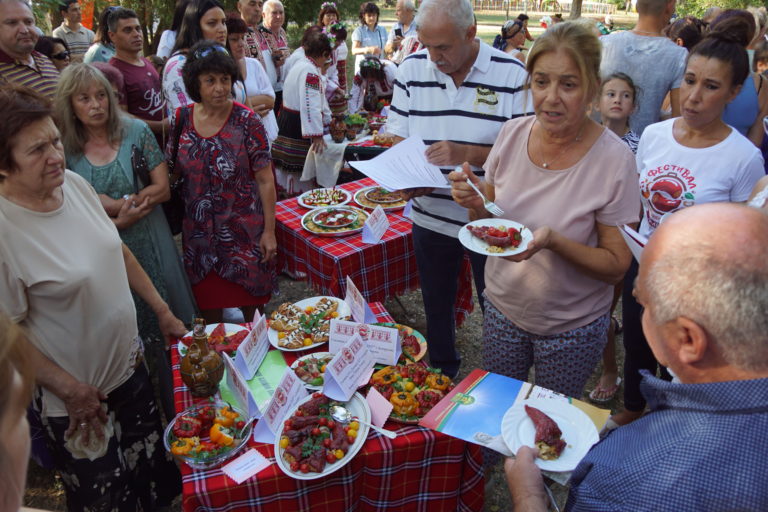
[618, 224, 647, 263]
[348, 136, 450, 191]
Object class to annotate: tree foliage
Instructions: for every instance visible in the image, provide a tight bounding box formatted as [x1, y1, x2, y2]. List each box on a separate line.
[676, 0, 764, 17]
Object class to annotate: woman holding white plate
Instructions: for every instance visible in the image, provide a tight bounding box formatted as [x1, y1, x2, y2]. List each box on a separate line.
[449, 21, 640, 398]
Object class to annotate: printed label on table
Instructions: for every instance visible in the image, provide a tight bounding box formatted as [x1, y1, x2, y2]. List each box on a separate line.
[252, 368, 308, 443]
[361, 205, 389, 244]
[345, 276, 376, 323]
[323, 334, 375, 401]
[221, 448, 271, 484]
[235, 315, 270, 380]
[223, 355, 260, 419]
[403, 199, 413, 219]
[328, 319, 401, 366]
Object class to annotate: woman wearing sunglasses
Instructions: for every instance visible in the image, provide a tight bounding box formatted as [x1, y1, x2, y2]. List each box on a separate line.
[34, 36, 71, 72]
[162, 0, 227, 116]
[167, 40, 277, 323]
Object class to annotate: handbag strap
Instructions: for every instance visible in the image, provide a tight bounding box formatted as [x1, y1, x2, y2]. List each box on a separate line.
[169, 106, 188, 178]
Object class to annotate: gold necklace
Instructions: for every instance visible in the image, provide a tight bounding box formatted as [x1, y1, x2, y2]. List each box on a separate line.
[537, 120, 587, 169]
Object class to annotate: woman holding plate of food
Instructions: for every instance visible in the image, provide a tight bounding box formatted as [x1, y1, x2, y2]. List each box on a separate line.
[449, 20, 640, 398]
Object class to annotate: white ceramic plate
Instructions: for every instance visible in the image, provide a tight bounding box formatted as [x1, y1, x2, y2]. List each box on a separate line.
[177, 323, 249, 356]
[275, 392, 371, 480]
[268, 296, 351, 352]
[354, 186, 408, 210]
[290, 352, 334, 390]
[300, 206, 369, 238]
[458, 219, 533, 257]
[501, 398, 599, 472]
[297, 188, 352, 209]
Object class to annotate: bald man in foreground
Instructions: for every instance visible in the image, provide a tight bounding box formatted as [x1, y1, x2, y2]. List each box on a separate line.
[506, 203, 768, 511]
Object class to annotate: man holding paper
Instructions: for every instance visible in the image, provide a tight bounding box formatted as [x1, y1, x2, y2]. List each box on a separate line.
[504, 204, 768, 511]
[386, 0, 530, 378]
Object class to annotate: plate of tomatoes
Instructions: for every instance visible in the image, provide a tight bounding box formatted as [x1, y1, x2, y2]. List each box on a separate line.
[275, 392, 370, 480]
[164, 400, 253, 469]
[177, 323, 249, 357]
[458, 219, 533, 257]
[369, 364, 454, 424]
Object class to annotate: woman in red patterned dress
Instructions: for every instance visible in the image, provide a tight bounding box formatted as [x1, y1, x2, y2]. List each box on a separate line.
[167, 40, 277, 322]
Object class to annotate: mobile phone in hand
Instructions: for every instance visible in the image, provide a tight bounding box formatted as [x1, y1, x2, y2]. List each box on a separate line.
[395, 28, 403, 37]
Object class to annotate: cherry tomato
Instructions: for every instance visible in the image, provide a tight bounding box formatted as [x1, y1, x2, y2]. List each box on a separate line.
[347, 435, 356, 444]
[313, 392, 323, 399]
[323, 438, 332, 448]
[295, 410, 303, 417]
[290, 461, 299, 471]
[326, 453, 337, 463]
[318, 417, 328, 426]
[327, 420, 335, 429]
[235, 420, 245, 429]
[300, 463, 310, 473]
[311, 427, 321, 436]
[298, 360, 306, 367]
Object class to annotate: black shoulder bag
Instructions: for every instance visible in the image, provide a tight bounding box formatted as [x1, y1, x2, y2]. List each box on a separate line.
[163, 106, 189, 235]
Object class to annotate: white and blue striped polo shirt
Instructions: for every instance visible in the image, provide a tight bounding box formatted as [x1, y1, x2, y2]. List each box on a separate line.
[388, 40, 532, 237]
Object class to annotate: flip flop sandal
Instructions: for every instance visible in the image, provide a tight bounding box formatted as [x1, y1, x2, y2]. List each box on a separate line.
[588, 376, 622, 404]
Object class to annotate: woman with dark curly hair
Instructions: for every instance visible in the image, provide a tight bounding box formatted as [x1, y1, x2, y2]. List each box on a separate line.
[167, 40, 277, 322]
[351, 1, 387, 73]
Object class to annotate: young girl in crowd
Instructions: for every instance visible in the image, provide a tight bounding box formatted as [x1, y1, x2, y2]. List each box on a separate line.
[589, 72, 639, 403]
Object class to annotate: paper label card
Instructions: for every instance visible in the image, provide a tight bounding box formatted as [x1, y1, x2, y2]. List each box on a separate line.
[619, 224, 647, 263]
[362, 205, 389, 244]
[234, 315, 270, 380]
[366, 386, 394, 428]
[328, 319, 401, 366]
[221, 449, 271, 484]
[223, 355, 260, 419]
[252, 368, 307, 443]
[345, 276, 376, 323]
[322, 334, 375, 401]
[252, 309, 262, 325]
[403, 200, 413, 219]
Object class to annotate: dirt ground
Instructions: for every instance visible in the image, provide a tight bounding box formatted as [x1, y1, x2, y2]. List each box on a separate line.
[24, 272, 625, 511]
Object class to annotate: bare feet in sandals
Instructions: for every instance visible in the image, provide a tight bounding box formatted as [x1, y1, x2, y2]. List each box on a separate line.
[589, 374, 622, 403]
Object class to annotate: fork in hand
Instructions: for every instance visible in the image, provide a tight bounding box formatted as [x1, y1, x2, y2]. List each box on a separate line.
[458, 167, 505, 216]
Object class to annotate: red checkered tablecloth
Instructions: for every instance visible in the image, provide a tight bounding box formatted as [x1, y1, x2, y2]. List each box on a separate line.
[276, 178, 474, 326]
[171, 302, 484, 512]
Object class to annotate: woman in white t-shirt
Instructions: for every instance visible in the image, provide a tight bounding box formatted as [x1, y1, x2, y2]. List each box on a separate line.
[450, 22, 640, 398]
[611, 25, 765, 431]
[226, 15, 278, 141]
[351, 2, 388, 74]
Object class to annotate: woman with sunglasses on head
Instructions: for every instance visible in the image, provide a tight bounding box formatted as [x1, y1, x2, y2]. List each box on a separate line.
[35, 36, 71, 72]
[351, 2, 387, 74]
[162, 0, 227, 116]
[167, 40, 277, 323]
[83, 6, 116, 64]
[493, 19, 526, 63]
[271, 28, 333, 197]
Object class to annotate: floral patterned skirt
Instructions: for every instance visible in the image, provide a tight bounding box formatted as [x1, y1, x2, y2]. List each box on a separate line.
[40, 364, 181, 511]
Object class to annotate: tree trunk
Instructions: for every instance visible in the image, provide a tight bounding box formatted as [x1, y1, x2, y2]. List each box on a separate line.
[569, 0, 583, 19]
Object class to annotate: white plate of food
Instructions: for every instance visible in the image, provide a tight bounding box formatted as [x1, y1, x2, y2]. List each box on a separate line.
[177, 323, 249, 356]
[500, 398, 598, 472]
[268, 296, 351, 352]
[354, 186, 408, 210]
[290, 352, 334, 390]
[458, 219, 533, 257]
[275, 392, 371, 480]
[301, 206, 369, 237]
[297, 188, 352, 209]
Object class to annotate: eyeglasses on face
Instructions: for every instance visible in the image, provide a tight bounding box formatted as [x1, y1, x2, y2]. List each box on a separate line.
[193, 45, 230, 59]
[51, 51, 71, 60]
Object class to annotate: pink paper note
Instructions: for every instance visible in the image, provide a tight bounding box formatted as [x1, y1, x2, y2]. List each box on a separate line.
[366, 386, 394, 428]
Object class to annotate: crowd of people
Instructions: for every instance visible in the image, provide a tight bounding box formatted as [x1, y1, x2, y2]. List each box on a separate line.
[1, 0, 767, 509]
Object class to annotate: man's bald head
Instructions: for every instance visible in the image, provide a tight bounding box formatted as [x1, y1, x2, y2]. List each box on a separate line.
[642, 204, 768, 373]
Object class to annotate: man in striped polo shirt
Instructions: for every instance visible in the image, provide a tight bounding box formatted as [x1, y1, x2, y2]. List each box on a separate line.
[52, 0, 94, 63]
[0, 0, 59, 100]
[388, 0, 530, 378]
